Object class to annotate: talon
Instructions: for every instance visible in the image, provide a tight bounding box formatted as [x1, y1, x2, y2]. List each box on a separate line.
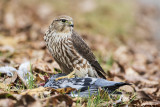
[55, 71, 76, 81]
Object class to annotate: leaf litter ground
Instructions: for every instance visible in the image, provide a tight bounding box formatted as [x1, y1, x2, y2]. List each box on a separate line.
[0, 0, 160, 106]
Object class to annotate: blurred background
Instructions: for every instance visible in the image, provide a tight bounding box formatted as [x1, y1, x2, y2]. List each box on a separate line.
[0, 0, 160, 79]
[0, 0, 160, 104]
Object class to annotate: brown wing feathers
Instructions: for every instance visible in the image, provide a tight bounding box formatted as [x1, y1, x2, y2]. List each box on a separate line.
[71, 31, 107, 79]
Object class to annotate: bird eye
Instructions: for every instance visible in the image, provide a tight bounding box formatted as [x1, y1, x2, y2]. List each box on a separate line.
[61, 19, 66, 22]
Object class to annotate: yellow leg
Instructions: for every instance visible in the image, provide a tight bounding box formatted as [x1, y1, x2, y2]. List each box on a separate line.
[55, 70, 76, 81]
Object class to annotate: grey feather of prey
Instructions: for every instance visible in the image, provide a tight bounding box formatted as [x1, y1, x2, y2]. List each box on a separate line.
[44, 74, 131, 97]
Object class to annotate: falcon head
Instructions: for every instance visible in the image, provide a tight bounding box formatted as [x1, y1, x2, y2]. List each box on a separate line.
[50, 15, 74, 33]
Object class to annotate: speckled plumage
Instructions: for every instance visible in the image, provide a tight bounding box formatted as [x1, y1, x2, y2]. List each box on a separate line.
[44, 15, 106, 78]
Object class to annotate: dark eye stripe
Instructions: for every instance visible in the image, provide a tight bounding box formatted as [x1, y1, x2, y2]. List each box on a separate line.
[54, 19, 67, 22]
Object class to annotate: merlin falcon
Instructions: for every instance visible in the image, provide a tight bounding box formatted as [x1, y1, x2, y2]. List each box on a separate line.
[44, 15, 107, 80]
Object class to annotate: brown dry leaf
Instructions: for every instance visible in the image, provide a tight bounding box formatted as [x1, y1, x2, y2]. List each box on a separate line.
[15, 94, 42, 107]
[0, 45, 15, 55]
[20, 87, 58, 98]
[136, 91, 152, 101]
[56, 87, 76, 94]
[21, 87, 47, 96]
[0, 89, 5, 93]
[132, 53, 148, 74]
[0, 36, 18, 46]
[3, 72, 18, 85]
[4, 10, 16, 29]
[124, 67, 140, 82]
[35, 73, 45, 84]
[0, 93, 17, 101]
[30, 41, 46, 49]
[124, 67, 159, 86]
[138, 88, 157, 95]
[110, 62, 122, 76]
[156, 89, 160, 97]
[119, 85, 135, 93]
[42, 94, 73, 107]
[0, 99, 16, 107]
[0, 83, 8, 89]
[32, 59, 57, 74]
[125, 67, 139, 76]
[141, 101, 160, 106]
[114, 46, 134, 66]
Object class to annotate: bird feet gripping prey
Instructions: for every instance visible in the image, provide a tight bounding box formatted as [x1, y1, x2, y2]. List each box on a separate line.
[55, 71, 75, 81]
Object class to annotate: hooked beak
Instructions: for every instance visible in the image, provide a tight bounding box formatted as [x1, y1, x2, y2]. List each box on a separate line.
[70, 24, 74, 27]
[68, 21, 74, 27]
